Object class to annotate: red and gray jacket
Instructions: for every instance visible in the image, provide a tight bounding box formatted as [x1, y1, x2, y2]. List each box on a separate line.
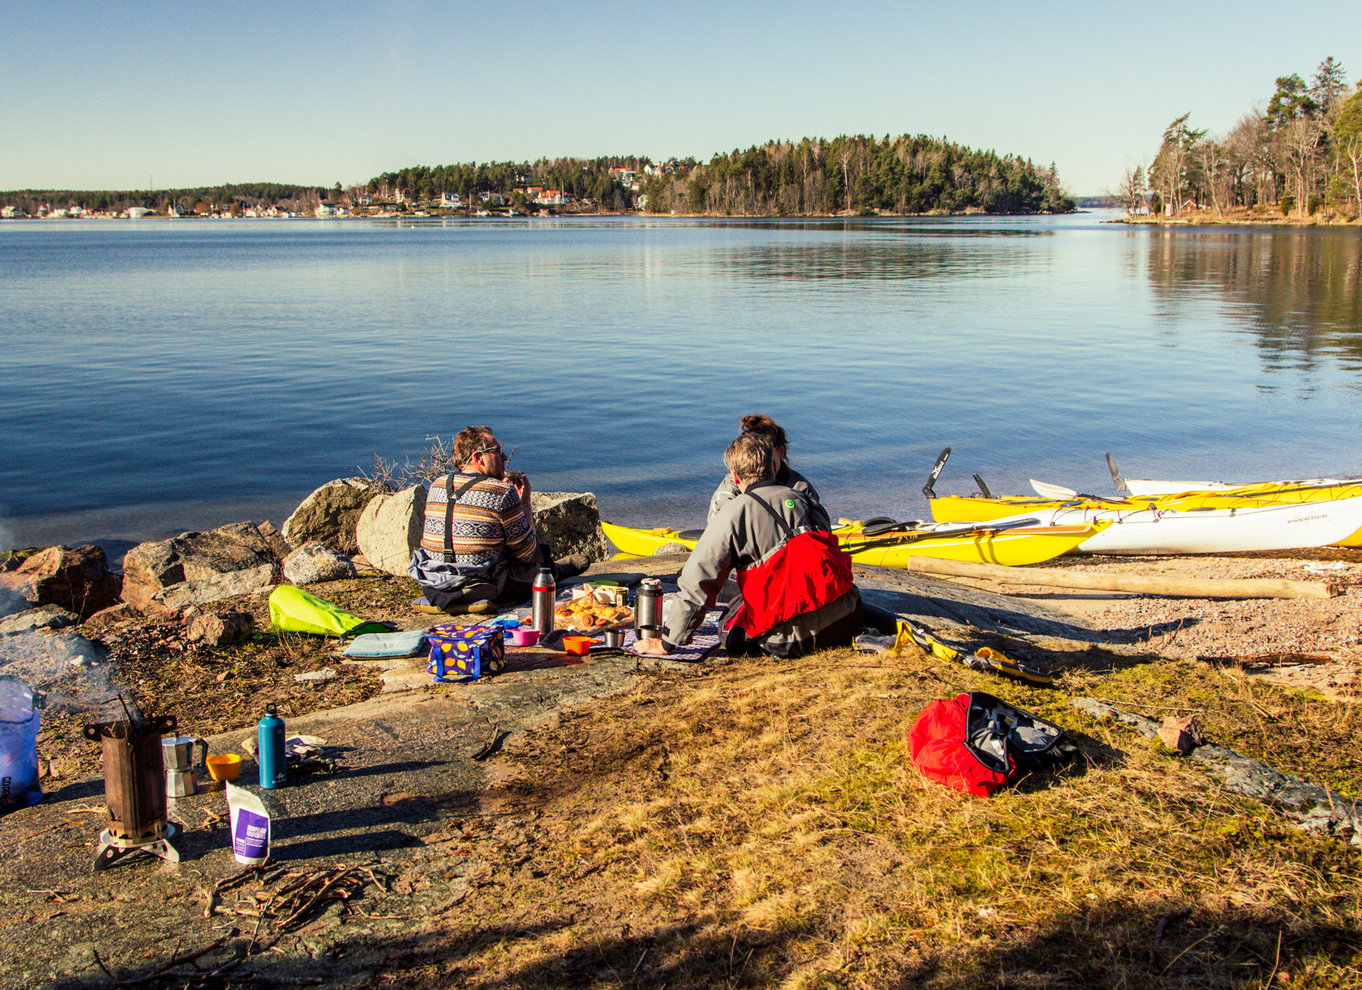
[661, 480, 857, 655]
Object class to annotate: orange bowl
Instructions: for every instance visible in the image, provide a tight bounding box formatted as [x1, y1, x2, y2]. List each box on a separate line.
[561, 635, 594, 656]
[205, 753, 242, 782]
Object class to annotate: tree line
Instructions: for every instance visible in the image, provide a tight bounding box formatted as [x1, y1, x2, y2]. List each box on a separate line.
[1123, 57, 1362, 220]
[641, 135, 1073, 216]
[2, 134, 1075, 218]
[368, 156, 669, 211]
[0, 182, 322, 215]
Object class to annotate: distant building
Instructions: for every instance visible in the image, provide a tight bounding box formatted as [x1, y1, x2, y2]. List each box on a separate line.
[1, 205, 20, 219]
[439, 192, 462, 208]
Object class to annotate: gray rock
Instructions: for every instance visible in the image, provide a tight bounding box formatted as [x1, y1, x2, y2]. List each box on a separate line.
[0, 545, 122, 618]
[356, 486, 427, 578]
[283, 542, 358, 586]
[121, 522, 282, 615]
[283, 478, 383, 556]
[185, 609, 256, 647]
[0, 604, 80, 636]
[294, 667, 338, 684]
[531, 491, 609, 563]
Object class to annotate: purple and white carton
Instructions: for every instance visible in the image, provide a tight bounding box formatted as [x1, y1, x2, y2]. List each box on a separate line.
[225, 781, 270, 865]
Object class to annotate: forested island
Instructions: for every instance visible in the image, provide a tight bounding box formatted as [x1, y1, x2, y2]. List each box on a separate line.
[0, 133, 1073, 219]
[1120, 57, 1362, 222]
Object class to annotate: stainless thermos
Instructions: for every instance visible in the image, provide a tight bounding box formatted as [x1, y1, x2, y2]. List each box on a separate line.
[531, 567, 556, 634]
[635, 578, 662, 639]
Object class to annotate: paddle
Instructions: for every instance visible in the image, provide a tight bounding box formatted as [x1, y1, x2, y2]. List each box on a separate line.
[921, 446, 951, 499]
[840, 516, 1043, 556]
[1106, 452, 1130, 494]
[1030, 479, 1140, 504]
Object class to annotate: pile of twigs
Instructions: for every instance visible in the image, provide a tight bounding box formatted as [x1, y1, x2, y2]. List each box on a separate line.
[205, 862, 384, 932]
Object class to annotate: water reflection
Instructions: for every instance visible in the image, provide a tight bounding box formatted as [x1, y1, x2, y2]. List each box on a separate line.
[1143, 226, 1362, 375]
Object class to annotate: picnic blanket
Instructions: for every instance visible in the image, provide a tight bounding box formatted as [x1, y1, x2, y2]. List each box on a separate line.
[520, 589, 722, 663]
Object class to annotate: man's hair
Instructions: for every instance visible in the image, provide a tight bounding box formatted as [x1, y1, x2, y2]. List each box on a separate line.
[739, 413, 789, 452]
[453, 425, 494, 469]
[725, 433, 776, 485]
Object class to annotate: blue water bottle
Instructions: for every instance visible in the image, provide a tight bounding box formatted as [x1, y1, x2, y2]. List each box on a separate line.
[257, 703, 286, 789]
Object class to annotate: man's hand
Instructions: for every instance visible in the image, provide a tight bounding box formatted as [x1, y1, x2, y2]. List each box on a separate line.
[632, 636, 670, 656]
[507, 470, 532, 505]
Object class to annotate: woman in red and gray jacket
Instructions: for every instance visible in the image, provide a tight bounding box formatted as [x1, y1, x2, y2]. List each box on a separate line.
[636, 433, 861, 659]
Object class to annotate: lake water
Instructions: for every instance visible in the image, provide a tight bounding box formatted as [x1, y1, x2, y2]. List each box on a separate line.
[2, 213, 1361, 556]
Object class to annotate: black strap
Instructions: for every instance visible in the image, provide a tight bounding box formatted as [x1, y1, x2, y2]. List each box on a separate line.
[442, 473, 488, 556]
[744, 488, 796, 540]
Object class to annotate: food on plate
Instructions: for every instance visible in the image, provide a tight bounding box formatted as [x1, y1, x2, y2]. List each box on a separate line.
[553, 597, 634, 629]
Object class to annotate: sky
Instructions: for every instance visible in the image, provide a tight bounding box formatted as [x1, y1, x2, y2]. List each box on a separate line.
[2, 0, 1359, 197]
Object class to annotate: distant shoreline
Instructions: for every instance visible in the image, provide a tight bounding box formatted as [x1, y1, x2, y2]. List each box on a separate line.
[1113, 210, 1359, 227]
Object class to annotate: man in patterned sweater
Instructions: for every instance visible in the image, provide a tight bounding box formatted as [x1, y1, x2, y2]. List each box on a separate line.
[410, 425, 585, 611]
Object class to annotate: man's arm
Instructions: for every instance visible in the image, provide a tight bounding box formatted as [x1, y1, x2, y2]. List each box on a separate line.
[659, 507, 739, 647]
[499, 484, 539, 562]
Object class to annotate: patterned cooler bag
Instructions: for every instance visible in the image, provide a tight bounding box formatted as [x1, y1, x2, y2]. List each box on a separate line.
[424, 624, 505, 683]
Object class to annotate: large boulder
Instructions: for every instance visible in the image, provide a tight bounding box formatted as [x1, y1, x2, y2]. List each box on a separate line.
[282, 478, 383, 556]
[531, 492, 610, 563]
[0, 545, 122, 618]
[121, 522, 281, 615]
[356, 486, 427, 577]
[283, 542, 357, 586]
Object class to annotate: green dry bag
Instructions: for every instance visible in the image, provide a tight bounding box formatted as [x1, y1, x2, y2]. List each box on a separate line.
[267, 585, 388, 638]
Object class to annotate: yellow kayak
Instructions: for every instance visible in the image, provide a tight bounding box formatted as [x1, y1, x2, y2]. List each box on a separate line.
[601, 518, 1106, 568]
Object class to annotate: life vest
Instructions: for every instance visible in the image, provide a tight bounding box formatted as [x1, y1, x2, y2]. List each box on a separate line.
[731, 491, 854, 637]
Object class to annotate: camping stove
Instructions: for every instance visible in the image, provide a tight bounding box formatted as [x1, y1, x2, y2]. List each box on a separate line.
[83, 712, 180, 872]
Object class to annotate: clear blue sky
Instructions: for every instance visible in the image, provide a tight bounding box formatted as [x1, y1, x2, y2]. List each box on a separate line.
[3, 0, 1358, 196]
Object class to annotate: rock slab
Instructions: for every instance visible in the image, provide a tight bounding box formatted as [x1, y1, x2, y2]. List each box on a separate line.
[121, 522, 282, 615]
[0, 545, 122, 618]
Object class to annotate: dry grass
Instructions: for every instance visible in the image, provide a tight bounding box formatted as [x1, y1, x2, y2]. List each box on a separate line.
[383, 650, 1362, 989]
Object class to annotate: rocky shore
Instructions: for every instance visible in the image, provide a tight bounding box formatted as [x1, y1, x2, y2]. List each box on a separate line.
[2, 480, 1361, 988]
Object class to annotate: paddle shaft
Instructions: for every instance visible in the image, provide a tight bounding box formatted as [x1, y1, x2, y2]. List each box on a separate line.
[900, 556, 1339, 599]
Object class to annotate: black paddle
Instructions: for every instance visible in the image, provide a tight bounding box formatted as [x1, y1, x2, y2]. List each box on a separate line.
[921, 447, 951, 499]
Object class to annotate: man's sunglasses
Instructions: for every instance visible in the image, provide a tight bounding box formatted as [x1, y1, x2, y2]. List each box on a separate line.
[474, 444, 514, 460]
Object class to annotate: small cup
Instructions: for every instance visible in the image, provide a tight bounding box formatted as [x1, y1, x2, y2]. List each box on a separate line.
[205, 753, 243, 782]
[510, 627, 540, 647]
[603, 630, 623, 648]
[561, 635, 593, 655]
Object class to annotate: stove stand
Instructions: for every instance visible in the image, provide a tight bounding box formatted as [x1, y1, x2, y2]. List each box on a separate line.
[93, 822, 180, 871]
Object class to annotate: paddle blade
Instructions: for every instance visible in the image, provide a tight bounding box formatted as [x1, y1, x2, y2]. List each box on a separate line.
[922, 447, 951, 499]
[1106, 452, 1129, 494]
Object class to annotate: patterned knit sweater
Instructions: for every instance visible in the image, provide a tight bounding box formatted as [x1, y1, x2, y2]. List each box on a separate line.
[420, 473, 538, 568]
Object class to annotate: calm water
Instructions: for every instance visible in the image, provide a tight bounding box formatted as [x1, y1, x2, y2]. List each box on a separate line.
[2, 213, 1361, 554]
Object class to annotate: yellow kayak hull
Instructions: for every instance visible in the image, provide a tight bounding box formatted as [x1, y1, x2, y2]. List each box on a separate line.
[601, 520, 1102, 568]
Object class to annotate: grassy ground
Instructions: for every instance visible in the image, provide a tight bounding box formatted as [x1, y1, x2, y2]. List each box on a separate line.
[368, 646, 1362, 989]
[29, 567, 1362, 987]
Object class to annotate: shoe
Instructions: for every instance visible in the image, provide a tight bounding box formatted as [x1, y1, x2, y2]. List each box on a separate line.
[555, 554, 591, 580]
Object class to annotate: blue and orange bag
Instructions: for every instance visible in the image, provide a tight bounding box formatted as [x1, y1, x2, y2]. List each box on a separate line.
[424, 624, 505, 683]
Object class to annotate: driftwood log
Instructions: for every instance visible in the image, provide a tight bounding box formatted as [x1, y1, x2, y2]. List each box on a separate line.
[902, 556, 1339, 600]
